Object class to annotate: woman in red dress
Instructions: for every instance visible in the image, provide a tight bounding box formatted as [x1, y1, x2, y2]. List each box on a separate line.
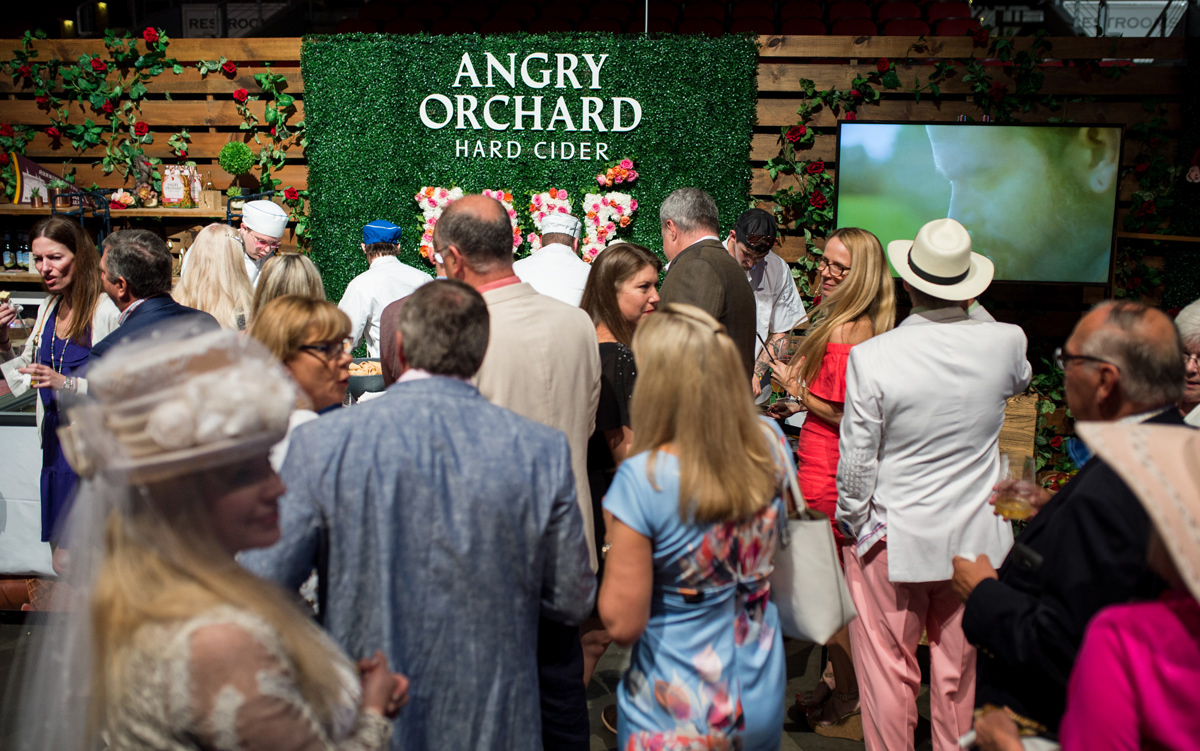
[769, 227, 895, 739]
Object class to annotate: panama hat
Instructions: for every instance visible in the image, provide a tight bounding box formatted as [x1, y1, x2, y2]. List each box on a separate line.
[887, 218, 994, 301]
[1076, 422, 1200, 602]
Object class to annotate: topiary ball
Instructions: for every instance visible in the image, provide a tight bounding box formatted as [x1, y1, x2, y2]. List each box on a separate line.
[218, 141, 255, 176]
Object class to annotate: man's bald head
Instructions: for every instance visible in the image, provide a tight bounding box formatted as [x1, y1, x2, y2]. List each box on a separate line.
[433, 194, 514, 273]
[1076, 301, 1185, 407]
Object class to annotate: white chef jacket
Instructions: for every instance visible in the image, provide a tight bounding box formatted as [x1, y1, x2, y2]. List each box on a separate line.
[512, 243, 592, 307]
[338, 255, 432, 357]
[836, 306, 1032, 582]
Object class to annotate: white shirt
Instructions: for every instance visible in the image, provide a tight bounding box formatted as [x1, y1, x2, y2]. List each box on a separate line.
[338, 255, 432, 357]
[725, 244, 808, 403]
[512, 243, 591, 307]
[836, 306, 1033, 582]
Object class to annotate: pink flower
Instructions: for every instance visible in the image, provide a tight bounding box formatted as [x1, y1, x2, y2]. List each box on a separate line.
[615, 175, 624, 184]
[654, 680, 693, 721]
[630, 199, 639, 211]
[557, 206, 567, 213]
[692, 646, 722, 683]
[558, 190, 568, 200]
[627, 170, 638, 181]
[620, 158, 633, 169]
[596, 175, 606, 186]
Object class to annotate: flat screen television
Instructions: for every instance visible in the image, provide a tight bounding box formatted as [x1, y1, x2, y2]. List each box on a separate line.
[834, 122, 1124, 284]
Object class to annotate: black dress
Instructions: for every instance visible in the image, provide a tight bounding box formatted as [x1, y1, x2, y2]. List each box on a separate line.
[586, 341, 637, 578]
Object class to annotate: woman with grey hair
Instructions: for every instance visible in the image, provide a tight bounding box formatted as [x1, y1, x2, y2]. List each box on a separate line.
[1176, 298, 1200, 424]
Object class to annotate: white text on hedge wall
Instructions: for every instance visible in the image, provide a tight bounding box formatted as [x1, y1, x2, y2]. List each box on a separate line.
[419, 52, 642, 160]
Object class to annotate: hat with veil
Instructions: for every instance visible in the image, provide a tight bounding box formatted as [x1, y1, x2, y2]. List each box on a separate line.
[5, 323, 296, 749]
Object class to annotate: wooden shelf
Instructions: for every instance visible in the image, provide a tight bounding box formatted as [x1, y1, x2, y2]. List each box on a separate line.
[0, 272, 41, 283]
[1115, 232, 1200, 244]
[0, 204, 228, 219]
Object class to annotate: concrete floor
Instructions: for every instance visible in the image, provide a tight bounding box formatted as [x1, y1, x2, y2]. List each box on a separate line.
[3, 619, 934, 750]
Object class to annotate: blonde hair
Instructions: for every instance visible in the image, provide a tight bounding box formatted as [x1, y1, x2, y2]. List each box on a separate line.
[249, 295, 351, 362]
[90, 464, 347, 736]
[630, 304, 777, 523]
[251, 254, 325, 320]
[174, 224, 255, 330]
[799, 228, 896, 388]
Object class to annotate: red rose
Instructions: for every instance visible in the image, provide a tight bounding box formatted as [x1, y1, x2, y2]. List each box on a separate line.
[91, 58, 107, 73]
[1135, 162, 1148, 173]
[269, 126, 277, 136]
[1131, 276, 1143, 287]
[988, 82, 1008, 101]
[45, 126, 61, 138]
[16, 65, 31, 79]
[143, 27, 159, 44]
[233, 88, 249, 103]
[35, 95, 49, 106]
[1149, 136, 1162, 148]
[809, 190, 827, 209]
[284, 187, 300, 201]
[1136, 202, 1156, 217]
[972, 27, 989, 45]
[806, 160, 825, 175]
[179, 150, 187, 159]
[1049, 435, 1063, 449]
[876, 58, 890, 73]
[845, 111, 857, 121]
[133, 121, 149, 137]
[0, 153, 9, 166]
[0, 124, 12, 137]
[101, 100, 114, 114]
[850, 89, 862, 99]
[222, 61, 237, 77]
[785, 125, 806, 143]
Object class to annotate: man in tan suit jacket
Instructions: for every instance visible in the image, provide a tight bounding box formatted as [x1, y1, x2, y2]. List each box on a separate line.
[433, 194, 601, 751]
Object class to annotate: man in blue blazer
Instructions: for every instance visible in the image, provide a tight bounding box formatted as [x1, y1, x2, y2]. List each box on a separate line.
[90, 229, 217, 362]
[242, 280, 596, 751]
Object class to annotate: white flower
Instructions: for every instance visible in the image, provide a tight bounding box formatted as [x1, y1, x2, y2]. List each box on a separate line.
[145, 400, 198, 450]
[692, 645, 723, 683]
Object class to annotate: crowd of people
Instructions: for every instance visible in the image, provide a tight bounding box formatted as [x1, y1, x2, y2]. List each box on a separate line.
[2, 187, 1199, 751]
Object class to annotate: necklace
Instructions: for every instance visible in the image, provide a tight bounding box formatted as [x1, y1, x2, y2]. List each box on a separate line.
[49, 304, 67, 376]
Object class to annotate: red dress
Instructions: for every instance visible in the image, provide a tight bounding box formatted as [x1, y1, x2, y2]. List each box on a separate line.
[795, 342, 854, 545]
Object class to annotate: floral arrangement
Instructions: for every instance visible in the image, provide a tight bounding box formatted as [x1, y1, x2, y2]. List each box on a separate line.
[414, 185, 464, 262]
[580, 191, 638, 263]
[481, 188, 523, 253]
[109, 188, 136, 209]
[525, 187, 573, 252]
[595, 157, 639, 188]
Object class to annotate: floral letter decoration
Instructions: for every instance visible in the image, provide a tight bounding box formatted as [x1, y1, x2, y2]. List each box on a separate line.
[414, 186, 465, 263]
[526, 187, 573, 252]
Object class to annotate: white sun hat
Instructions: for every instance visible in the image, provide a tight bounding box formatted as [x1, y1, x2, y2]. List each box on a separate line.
[887, 217, 994, 301]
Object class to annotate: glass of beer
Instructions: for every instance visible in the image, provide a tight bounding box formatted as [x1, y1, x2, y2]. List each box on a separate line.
[994, 453, 1038, 521]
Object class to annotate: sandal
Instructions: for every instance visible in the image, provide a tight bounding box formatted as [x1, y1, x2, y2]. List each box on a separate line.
[795, 669, 836, 710]
[807, 690, 860, 729]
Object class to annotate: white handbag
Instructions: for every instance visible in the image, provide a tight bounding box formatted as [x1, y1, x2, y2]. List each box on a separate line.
[765, 428, 858, 644]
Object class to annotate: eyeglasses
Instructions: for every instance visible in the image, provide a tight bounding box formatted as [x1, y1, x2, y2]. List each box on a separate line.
[299, 339, 352, 360]
[239, 233, 281, 252]
[817, 257, 851, 277]
[1184, 352, 1200, 367]
[1053, 346, 1119, 372]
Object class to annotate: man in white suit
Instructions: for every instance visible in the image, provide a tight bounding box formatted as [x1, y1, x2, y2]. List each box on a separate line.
[836, 218, 1032, 751]
[512, 213, 591, 307]
[433, 193, 601, 751]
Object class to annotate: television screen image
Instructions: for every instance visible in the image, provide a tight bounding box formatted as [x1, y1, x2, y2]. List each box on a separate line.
[834, 122, 1123, 284]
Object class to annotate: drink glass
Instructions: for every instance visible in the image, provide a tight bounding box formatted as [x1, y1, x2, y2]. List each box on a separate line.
[994, 453, 1037, 521]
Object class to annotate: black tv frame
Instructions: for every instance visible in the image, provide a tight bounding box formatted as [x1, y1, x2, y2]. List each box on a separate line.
[832, 120, 1125, 289]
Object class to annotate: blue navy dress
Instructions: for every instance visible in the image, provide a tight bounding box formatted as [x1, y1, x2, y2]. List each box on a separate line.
[38, 304, 91, 543]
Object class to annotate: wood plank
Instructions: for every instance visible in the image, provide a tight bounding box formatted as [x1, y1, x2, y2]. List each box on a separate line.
[757, 35, 1188, 60]
[757, 62, 1184, 96]
[0, 66, 304, 95]
[41, 163, 309, 190]
[756, 98, 1181, 128]
[2, 38, 303, 62]
[1, 98, 304, 127]
[21, 131, 306, 160]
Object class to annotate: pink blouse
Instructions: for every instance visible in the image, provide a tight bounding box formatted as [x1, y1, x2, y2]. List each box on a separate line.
[1060, 591, 1200, 750]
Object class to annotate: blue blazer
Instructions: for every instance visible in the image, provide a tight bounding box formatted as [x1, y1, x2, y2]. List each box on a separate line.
[89, 295, 219, 363]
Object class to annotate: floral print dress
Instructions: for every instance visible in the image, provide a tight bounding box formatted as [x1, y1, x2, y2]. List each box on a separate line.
[604, 420, 788, 751]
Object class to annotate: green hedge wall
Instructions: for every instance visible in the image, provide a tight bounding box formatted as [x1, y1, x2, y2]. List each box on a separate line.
[301, 32, 759, 300]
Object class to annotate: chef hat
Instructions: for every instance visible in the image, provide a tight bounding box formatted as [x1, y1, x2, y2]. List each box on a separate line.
[541, 213, 582, 239]
[241, 200, 289, 239]
[363, 220, 402, 245]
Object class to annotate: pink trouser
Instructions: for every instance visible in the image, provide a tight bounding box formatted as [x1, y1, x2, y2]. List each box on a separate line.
[843, 542, 976, 751]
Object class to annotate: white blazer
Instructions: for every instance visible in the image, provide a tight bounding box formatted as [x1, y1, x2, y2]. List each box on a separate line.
[512, 244, 592, 308]
[2, 294, 120, 437]
[836, 306, 1032, 582]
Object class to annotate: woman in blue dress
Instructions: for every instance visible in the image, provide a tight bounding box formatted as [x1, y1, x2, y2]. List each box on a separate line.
[0, 217, 119, 552]
[599, 303, 790, 751]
